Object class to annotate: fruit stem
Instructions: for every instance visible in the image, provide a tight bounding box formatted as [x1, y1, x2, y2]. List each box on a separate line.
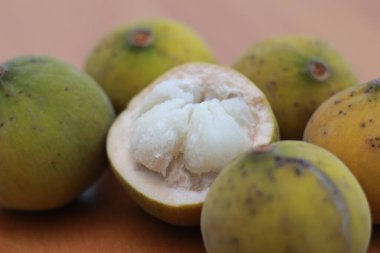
[308, 60, 330, 81]
[127, 28, 154, 47]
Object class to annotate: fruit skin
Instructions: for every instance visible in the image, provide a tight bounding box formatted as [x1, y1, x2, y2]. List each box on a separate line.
[112, 169, 202, 226]
[0, 56, 115, 211]
[233, 36, 357, 140]
[107, 62, 279, 226]
[85, 18, 215, 112]
[304, 78, 380, 223]
[201, 141, 371, 253]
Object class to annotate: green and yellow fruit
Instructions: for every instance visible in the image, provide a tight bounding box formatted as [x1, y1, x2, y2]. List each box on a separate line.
[304, 78, 380, 223]
[0, 56, 115, 211]
[85, 18, 215, 112]
[107, 62, 278, 225]
[233, 36, 357, 140]
[201, 141, 371, 253]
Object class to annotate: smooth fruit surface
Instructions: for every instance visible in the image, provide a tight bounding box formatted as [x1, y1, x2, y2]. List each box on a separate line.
[0, 56, 115, 211]
[107, 62, 278, 225]
[201, 141, 371, 253]
[304, 78, 380, 223]
[233, 36, 357, 139]
[85, 18, 215, 112]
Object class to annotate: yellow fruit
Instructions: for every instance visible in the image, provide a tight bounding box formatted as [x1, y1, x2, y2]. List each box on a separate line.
[233, 36, 357, 139]
[304, 78, 380, 223]
[0, 56, 115, 211]
[107, 62, 278, 225]
[85, 18, 215, 112]
[201, 141, 371, 253]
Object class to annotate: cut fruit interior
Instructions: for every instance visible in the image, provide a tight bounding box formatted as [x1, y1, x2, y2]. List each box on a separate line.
[107, 62, 278, 213]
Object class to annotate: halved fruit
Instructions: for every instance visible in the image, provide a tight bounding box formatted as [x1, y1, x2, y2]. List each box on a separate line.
[107, 62, 279, 225]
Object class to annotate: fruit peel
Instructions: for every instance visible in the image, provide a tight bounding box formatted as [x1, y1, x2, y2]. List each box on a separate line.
[201, 141, 371, 253]
[0, 56, 115, 211]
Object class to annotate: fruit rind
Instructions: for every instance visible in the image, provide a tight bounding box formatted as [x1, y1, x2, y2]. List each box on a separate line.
[107, 62, 279, 225]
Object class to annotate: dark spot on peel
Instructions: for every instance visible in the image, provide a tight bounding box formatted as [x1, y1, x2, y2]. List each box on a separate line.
[245, 184, 274, 215]
[350, 90, 355, 97]
[228, 236, 240, 247]
[0, 122, 4, 128]
[293, 102, 300, 108]
[334, 100, 341, 105]
[294, 167, 302, 176]
[64, 87, 69, 92]
[50, 161, 56, 169]
[264, 81, 277, 96]
[366, 138, 380, 149]
[361, 122, 366, 128]
[322, 130, 328, 135]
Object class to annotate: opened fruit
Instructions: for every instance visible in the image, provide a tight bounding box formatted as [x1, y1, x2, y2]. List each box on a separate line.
[107, 62, 279, 225]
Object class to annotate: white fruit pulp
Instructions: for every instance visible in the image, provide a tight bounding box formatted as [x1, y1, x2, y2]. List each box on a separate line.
[107, 64, 276, 206]
[130, 78, 259, 191]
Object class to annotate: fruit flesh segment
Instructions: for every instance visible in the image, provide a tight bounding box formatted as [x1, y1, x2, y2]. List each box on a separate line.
[130, 78, 257, 190]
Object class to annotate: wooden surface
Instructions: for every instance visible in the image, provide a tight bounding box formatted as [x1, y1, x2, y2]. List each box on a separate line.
[0, 170, 206, 253]
[0, 169, 379, 253]
[2, 0, 380, 252]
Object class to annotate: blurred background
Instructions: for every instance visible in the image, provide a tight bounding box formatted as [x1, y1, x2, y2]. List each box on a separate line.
[1, 0, 379, 82]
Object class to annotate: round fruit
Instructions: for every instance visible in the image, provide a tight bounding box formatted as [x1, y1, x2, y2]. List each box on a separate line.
[233, 36, 358, 140]
[107, 62, 279, 225]
[201, 141, 371, 253]
[304, 78, 380, 223]
[85, 18, 215, 112]
[0, 56, 115, 211]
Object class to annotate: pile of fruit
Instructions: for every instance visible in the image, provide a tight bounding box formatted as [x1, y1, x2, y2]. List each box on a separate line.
[1, 18, 379, 252]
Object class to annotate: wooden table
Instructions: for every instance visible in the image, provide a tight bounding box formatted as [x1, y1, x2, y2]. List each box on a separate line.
[0, 169, 378, 253]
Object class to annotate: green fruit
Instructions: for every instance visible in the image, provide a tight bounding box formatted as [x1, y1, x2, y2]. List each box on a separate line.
[304, 78, 380, 223]
[201, 141, 371, 253]
[233, 36, 357, 140]
[0, 56, 115, 211]
[85, 18, 215, 112]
